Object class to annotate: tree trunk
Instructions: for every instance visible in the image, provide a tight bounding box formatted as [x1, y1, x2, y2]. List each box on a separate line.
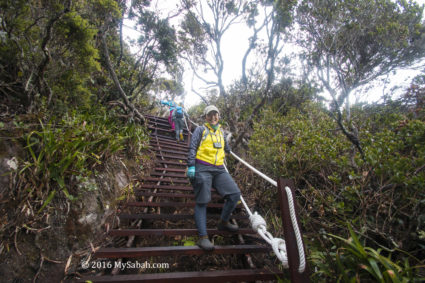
[100, 30, 145, 124]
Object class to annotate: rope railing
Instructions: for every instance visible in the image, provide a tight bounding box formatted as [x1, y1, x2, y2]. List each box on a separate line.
[223, 156, 306, 273]
[186, 115, 306, 273]
[229, 151, 277, 187]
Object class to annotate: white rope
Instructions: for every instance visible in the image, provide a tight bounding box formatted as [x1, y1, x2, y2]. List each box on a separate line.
[250, 212, 289, 268]
[223, 164, 289, 267]
[224, 154, 307, 273]
[229, 151, 277, 187]
[285, 186, 306, 273]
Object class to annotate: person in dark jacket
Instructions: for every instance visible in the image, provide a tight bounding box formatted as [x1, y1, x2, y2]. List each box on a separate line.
[187, 105, 241, 250]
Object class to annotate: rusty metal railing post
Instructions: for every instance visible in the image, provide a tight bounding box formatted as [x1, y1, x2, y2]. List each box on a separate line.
[277, 178, 310, 283]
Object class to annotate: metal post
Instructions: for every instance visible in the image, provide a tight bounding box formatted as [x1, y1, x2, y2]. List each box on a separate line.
[277, 178, 310, 283]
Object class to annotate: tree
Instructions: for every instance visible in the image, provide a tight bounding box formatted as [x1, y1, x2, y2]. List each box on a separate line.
[179, 0, 296, 146]
[179, 0, 260, 131]
[296, 0, 425, 157]
[0, 0, 100, 112]
[97, 0, 181, 121]
[232, 0, 296, 148]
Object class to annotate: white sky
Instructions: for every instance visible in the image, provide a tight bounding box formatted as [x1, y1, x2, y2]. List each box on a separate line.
[123, 0, 425, 108]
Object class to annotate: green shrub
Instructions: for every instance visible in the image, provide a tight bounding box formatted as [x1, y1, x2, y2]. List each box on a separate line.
[249, 101, 425, 281]
[19, 107, 149, 211]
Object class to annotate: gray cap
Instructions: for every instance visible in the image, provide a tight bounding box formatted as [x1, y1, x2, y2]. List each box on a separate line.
[203, 105, 220, 116]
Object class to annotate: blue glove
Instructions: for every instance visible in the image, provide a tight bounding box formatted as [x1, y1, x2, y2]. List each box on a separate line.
[187, 166, 195, 179]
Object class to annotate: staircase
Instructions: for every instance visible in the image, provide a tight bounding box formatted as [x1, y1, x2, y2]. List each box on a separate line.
[80, 115, 285, 282]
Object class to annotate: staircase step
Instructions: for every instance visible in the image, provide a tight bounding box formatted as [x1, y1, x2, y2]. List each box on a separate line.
[138, 184, 194, 191]
[94, 245, 269, 258]
[153, 167, 186, 173]
[149, 133, 175, 140]
[155, 153, 187, 160]
[125, 202, 242, 209]
[140, 177, 189, 184]
[153, 148, 188, 156]
[135, 192, 221, 199]
[80, 268, 284, 283]
[155, 160, 188, 166]
[151, 141, 189, 150]
[149, 172, 190, 179]
[153, 145, 189, 152]
[118, 213, 249, 221]
[108, 228, 256, 236]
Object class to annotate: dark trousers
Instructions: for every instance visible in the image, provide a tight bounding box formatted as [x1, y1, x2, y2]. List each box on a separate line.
[191, 164, 241, 236]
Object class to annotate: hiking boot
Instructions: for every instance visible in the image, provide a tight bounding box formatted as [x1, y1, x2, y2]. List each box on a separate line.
[217, 219, 239, 232]
[179, 132, 184, 141]
[197, 236, 214, 251]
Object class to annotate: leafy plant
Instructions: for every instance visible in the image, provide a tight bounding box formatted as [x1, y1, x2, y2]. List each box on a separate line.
[18, 108, 149, 212]
[329, 224, 424, 282]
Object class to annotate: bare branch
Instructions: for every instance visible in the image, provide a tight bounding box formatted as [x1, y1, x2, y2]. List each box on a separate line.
[191, 72, 209, 105]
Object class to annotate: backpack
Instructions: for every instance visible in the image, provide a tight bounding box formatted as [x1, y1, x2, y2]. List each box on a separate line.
[175, 106, 183, 118]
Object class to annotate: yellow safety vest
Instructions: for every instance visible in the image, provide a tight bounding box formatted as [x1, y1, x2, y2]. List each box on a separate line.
[196, 123, 226, 166]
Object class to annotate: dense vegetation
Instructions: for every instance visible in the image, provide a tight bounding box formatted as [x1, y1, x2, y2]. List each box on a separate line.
[249, 87, 425, 281]
[1, 0, 425, 281]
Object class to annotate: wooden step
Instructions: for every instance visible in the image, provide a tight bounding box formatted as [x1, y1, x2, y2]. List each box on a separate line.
[151, 141, 190, 150]
[155, 160, 188, 166]
[155, 153, 187, 160]
[150, 133, 175, 139]
[148, 120, 170, 126]
[118, 213, 249, 221]
[108, 228, 256, 236]
[140, 177, 189, 184]
[146, 114, 168, 120]
[153, 167, 186, 173]
[80, 268, 284, 283]
[153, 150, 187, 158]
[94, 245, 270, 258]
[152, 144, 190, 151]
[125, 202, 242, 209]
[152, 140, 189, 148]
[138, 184, 194, 191]
[149, 172, 190, 179]
[151, 135, 190, 146]
[135, 192, 221, 199]
[148, 126, 173, 132]
[148, 121, 189, 132]
[153, 148, 188, 156]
